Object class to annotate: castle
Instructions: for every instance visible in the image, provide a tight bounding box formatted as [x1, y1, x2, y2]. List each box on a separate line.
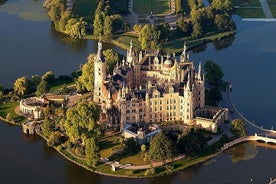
[93, 40, 228, 133]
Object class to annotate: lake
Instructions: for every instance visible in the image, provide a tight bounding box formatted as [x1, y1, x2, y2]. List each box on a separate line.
[1, 0, 276, 183]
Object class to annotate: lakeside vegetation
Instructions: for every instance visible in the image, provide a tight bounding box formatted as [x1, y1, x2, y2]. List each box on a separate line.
[43, 0, 236, 53]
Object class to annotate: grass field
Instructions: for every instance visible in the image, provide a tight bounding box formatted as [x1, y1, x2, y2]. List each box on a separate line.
[0, 101, 25, 123]
[133, 0, 170, 15]
[267, 0, 276, 17]
[232, 0, 262, 7]
[232, 0, 265, 18]
[235, 8, 265, 18]
[72, 0, 98, 21]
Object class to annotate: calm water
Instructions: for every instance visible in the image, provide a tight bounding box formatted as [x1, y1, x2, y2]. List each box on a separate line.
[1, 0, 276, 183]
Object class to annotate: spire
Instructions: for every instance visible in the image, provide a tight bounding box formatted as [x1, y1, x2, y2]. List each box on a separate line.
[198, 62, 202, 80]
[96, 40, 104, 62]
[181, 41, 187, 62]
[186, 72, 191, 91]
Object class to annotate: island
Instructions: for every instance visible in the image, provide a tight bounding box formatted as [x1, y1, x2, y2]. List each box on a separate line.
[1, 0, 276, 179]
[0, 38, 252, 177]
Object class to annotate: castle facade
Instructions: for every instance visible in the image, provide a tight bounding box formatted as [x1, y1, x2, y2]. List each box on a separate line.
[93, 40, 228, 133]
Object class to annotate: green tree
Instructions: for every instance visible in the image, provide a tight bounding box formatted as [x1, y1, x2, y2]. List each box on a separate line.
[231, 119, 247, 137]
[124, 138, 139, 155]
[204, 60, 224, 84]
[103, 16, 112, 38]
[85, 137, 100, 167]
[191, 21, 203, 38]
[76, 54, 95, 92]
[41, 118, 54, 138]
[42, 71, 55, 84]
[93, 11, 105, 36]
[63, 100, 100, 143]
[148, 131, 173, 162]
[6, 113, 12, 122]
[0, 85, 4, 96]
[47, 131, 63, 147]
[103, 49, 119, 74]
[14, 77, 29, 96]
[177, 128, 207, 156]
[138, 24, 152, 50]
[36, 80, 49, 96]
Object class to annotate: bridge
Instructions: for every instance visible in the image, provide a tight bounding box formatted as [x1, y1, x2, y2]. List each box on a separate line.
[221, 134, 276, 151]
[228, 83, 276, 136]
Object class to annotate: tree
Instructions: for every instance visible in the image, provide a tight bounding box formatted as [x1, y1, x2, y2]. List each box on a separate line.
[85, 137, 100, 167]
[124, 138, 139, 155]
[36, 80, 49, 96]
[41, 118, 54, 138]
[148, 131, 173, 162]
[42, 71, 55, 84]
[103, 16, 112, 38]
[231, 119, 247, 137]
[93, 11, 105, 36]
[177, 128, 207, 156]
[6, 113, 12, 122]
[205, 87, 222, 106]
[14, 77, 29, 96]
[191, 21, 203, 38]
[63, 100, 100, 143]
[103, 49, 119, 74]
[0, 85, 3, 97]
[141, 144, 146, 153]
[138, 24, 152, 50]
[47, 131, 63, 147]
[76, 54, 95, 92]
[204, 60, 224, 84]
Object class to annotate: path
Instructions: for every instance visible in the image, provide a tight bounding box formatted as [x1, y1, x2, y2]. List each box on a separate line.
[260, 0, 273, 18]
[103, 154, 185, 170]
[123, 0, 138, 27]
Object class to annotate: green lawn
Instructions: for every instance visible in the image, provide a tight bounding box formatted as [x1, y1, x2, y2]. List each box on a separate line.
[0, 101, 25, 123]
[267, 0, 276, 18]
[72, 0, 98, 21]
[232, 0, 261, 7]
[235, 8, 265, 18]
[133, 0, 170, 15]
[232, 0, 265, 18]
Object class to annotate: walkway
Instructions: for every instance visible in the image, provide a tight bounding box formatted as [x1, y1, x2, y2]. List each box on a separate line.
[227, 83, 275, 134]
[102, 155, 185, 170]
[241, 0, 275, 21]
[260, 0, 273, 18]
[221, 134, 276, 151]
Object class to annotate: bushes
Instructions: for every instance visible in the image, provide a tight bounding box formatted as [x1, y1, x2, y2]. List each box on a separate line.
[47, 131, 63, 147]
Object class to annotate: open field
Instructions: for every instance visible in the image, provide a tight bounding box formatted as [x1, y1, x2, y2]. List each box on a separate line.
[267, 0, 276, 17]
[133, 0, 170, 15]
[235, 8, 265, 18]
[0, 101, 25, 123]
[232, 0, 265, 18]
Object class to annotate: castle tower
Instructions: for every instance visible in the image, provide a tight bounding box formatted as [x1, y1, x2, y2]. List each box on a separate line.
[127, 39, 134, 65]
[195, 62, 205, 108]
[183, 73, 194, 125]
[180, 42, 187, 63]
[93, 40, 106, 103]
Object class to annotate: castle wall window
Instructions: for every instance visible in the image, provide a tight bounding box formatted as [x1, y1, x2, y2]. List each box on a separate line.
[160, 106, 162, 111]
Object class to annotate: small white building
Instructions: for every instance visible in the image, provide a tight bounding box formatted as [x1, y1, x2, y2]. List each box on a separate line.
[122, 123, 161, 144]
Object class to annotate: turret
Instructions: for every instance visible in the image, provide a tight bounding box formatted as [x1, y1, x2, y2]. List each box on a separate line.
[197, 62, 202, 80]
[180, 42, 187, 62]
[127, 39, 133, 65]
[93, 40, 106, 103]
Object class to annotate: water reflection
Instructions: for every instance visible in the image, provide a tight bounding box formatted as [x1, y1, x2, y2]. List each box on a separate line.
[227, 142, 258, 163]
[213, 36, 236, 51]
[49, 23, 88, 51]
[0, 0, 48, 22]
